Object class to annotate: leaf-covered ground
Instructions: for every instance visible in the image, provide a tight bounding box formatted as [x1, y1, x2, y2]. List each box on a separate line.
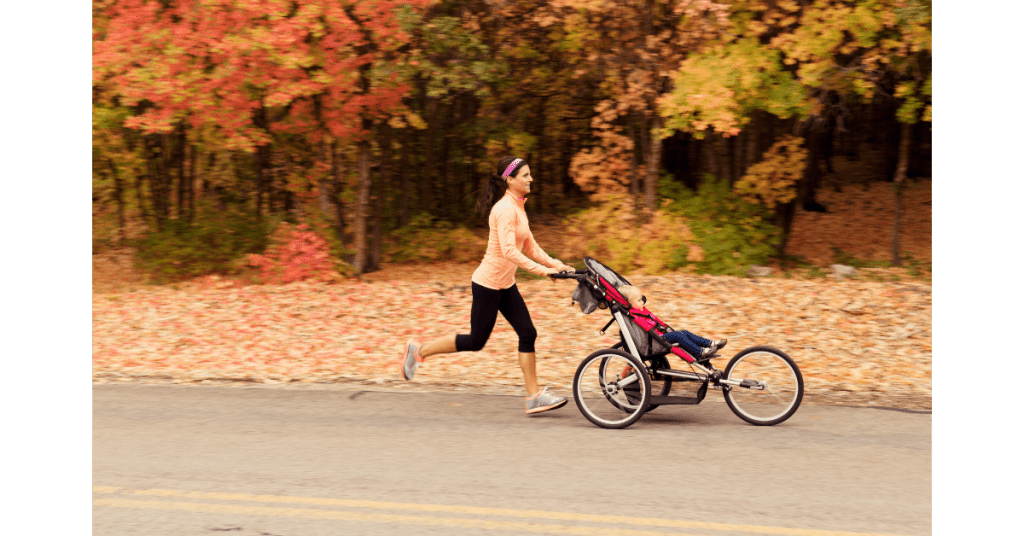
[93, 270, 931, 410]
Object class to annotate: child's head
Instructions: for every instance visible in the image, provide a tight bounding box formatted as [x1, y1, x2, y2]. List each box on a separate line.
[619, 285, 646, 307]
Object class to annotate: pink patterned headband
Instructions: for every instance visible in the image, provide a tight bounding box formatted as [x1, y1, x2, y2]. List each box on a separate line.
[501, 158, 524, 179]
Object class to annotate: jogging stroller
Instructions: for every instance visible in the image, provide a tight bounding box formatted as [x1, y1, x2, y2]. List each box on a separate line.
[551, 257, 803, 429]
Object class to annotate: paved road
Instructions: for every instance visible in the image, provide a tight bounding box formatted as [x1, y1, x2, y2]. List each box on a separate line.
[94, 384, 930, 536]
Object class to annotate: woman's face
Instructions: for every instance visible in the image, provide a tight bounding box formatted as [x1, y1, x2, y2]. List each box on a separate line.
[506, 165, 533, 197]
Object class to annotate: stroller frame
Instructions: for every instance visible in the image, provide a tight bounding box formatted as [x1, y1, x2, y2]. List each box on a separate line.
[552, 257, 804, 429]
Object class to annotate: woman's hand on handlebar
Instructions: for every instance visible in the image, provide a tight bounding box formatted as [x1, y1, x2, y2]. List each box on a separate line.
[547, 267, 587, 280]
[556, 263, 575, 273]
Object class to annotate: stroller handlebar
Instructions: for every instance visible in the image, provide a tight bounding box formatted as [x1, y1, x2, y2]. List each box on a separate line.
[549, 269, 589, 280]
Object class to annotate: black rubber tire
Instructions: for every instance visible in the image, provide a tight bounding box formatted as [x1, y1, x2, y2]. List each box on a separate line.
[722, 346, 804, 426]
[573, 349, 651, 429]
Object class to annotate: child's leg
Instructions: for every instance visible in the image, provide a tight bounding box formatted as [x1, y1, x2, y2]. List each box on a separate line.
[663, 331, 704, 359]
[682, 330, 713, 348]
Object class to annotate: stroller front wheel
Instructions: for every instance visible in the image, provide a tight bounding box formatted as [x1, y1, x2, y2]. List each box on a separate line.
[722, 346, 804, 426]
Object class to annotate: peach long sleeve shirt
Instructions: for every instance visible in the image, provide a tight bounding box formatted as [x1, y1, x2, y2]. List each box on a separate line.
[471, 191, 561, 290]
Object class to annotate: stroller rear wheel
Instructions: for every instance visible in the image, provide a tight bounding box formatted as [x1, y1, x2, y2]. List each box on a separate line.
[574, 349, 650, 429]
[598, 354, 672, 412]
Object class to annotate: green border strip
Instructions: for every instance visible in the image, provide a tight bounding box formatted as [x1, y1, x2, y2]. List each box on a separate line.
[2, 2, 91, 532]
[937, 1, 1019, 536]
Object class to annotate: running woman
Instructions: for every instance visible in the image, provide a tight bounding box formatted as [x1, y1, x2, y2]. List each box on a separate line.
[401, 156, 574, 415]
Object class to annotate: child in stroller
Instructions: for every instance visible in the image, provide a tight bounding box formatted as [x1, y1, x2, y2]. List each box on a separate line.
[617, 285, 727, 360]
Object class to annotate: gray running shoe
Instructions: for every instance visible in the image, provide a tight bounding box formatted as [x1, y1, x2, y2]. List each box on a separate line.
[525, 387, 567, 415]
[711, 339, 728, 350]
[401, 340, 423, 380]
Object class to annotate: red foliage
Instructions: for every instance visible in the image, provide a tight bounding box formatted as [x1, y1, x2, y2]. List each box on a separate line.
[247, 223, 340, 285]
[94, 0, 432, 149]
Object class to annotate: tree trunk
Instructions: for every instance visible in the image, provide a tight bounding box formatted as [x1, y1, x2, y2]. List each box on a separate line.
[399, 130, 410, 227]
[716, 132, 731, 188]
[643, 115, 662, 214]
[561, 139, 573, 200]
[177, 126, 186, 220]
[332, 141, 347, 249]
[203, 151, 214, 197]
[189, 143, 196, 221]
[438, 102, 452, 218]
[746, 112, 760, 177]
[686, 132, 700, 189]
[353, 136, 373, 273]
[254, 146, 267, 222]
[136, 170, 150, 230]
[774, 200, 797, 255]
[161, 133, 172, 224]
[420, 99, 436, 214]
[732, 130, 743, 186]
[370, 126, 390, 272]
[628, 119, 640, 199]
[145, 135, 165, 232]
[800, 130, 824, 211]
[107, 159, 126, 242]
[892, 122, 911, 267]
[702, 130, 718, 184]
[535, 101, 546, 213]
[318, 139, 335, 232]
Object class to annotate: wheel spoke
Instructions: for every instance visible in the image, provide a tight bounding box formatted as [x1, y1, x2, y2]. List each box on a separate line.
[617, 374, 639, 388]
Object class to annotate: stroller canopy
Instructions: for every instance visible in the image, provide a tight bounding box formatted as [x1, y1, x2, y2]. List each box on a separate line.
[572, 257, 633, 315]
[585, 257, 632, 290]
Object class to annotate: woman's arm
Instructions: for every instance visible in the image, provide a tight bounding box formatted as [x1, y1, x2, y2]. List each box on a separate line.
[496, 209, 555, 276]
[523, 232, 563, 269]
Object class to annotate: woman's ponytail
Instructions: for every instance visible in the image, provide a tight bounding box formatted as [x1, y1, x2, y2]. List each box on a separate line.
[475, 155, 525, 218]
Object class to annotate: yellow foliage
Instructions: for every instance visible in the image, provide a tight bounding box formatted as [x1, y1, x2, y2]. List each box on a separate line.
[562, 194, 702, 275]
[384, 216, 483, 263]
[734, 135, 807, 209]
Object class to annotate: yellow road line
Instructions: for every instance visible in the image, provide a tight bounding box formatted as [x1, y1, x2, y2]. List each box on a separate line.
[93, 487, 910, 536]
[92, 486, 121, 494]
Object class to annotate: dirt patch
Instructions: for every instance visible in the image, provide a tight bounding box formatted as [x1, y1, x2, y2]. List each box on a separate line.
[787, 179, 931, 266]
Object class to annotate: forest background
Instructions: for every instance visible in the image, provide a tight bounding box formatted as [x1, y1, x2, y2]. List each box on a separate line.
[91, 0, 933, 282]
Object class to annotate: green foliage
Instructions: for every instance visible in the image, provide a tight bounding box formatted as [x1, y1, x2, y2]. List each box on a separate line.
[563, 193, 701, 275]
[661, 174, 780, 276]
[133, 204, 275, 284]
[414, 15, 501, 99]
[562, 174, 780, 277]
[384, 214, 483, 263]
[806, 267, 828, 279]
[660, 39, 809, 138]
[902, 254, 930, 278]
[830, 246, 893, 269]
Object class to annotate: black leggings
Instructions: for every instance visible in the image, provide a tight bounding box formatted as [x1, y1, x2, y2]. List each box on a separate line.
[455, 283, 537, 353]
